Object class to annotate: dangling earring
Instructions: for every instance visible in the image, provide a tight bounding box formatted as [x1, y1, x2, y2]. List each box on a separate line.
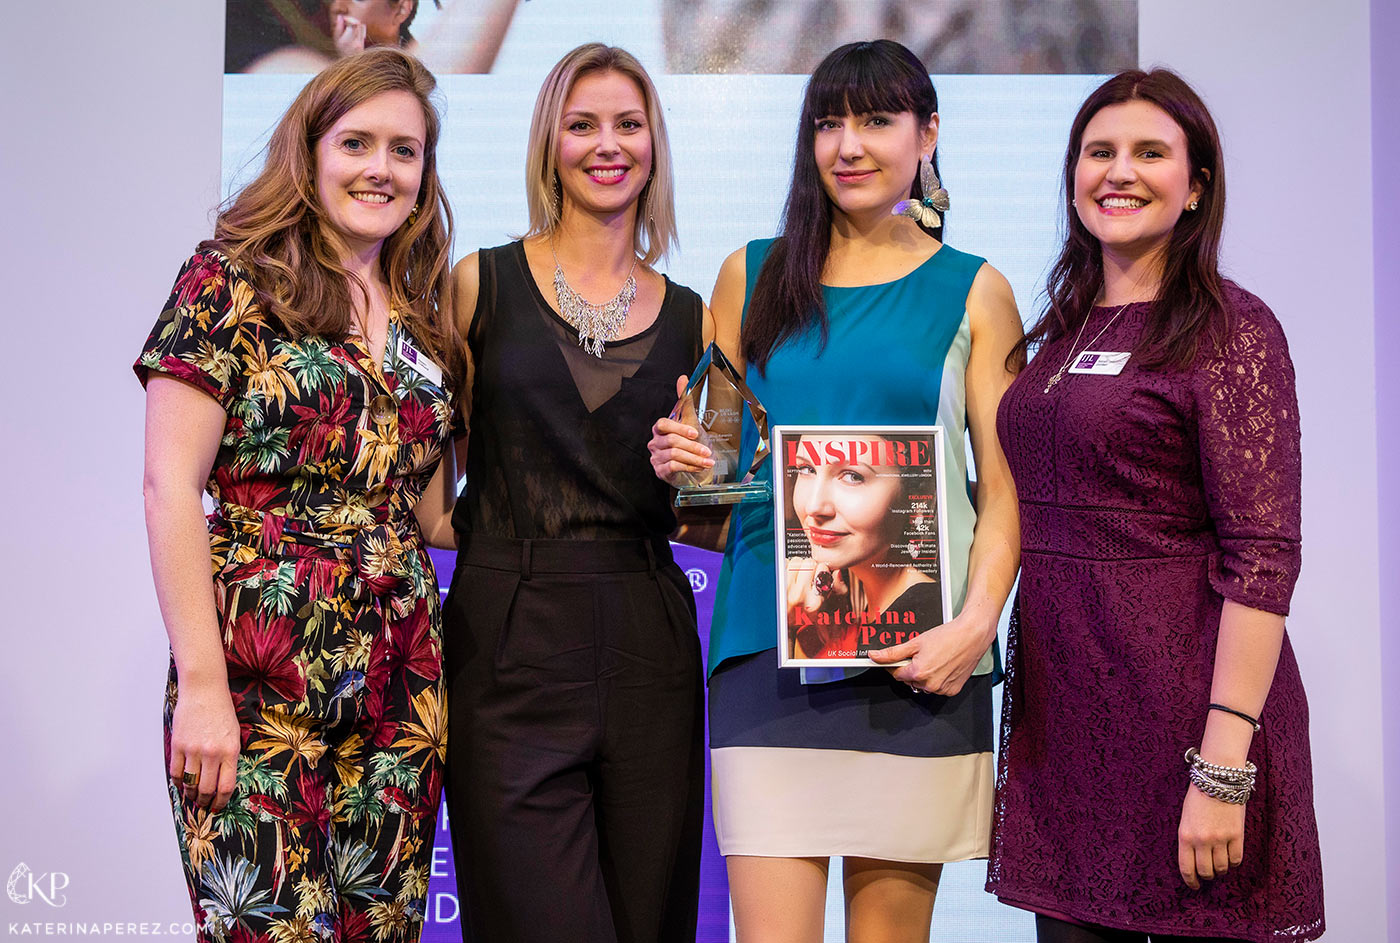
[407, 202, 420, 226]
[892, 154, 949, 229]
[1187, 199, 1200, 211]
[551, 172, 562, 221]
[645, 169, 655, 223]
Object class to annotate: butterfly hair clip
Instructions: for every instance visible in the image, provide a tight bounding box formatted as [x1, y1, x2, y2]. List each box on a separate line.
[892, 156, 949, 229]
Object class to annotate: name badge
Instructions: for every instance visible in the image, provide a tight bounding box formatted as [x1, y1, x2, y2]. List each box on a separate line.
[1067, 351, 1130, 376]
[395, 334, 444, 387]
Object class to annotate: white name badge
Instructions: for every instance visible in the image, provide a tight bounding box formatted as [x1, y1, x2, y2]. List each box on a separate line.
[1067, 351, 1131, 376]
[395, 335, 444, 387]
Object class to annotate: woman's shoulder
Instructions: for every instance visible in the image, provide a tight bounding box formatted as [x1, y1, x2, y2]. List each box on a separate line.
[1218, 279, 1290, 354]
[1220, 279, 1280, 324]
[177, 245, 250, 289]
[481, 239, 525, 257]
[886, 577, 942, 614]
[932, 242, 987, 268]
[166, 247, 264, 324]
[661, 274, 705, 311]
[1188, 279, 1293, 380]
[928, 242, 990, 283]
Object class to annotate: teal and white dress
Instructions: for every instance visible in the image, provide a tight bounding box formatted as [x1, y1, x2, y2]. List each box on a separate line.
[707, 238, 997, 862]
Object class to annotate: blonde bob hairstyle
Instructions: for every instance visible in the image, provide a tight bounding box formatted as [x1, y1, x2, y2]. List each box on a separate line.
[522, 43, 677, 266]
[204, 46, 459, 382]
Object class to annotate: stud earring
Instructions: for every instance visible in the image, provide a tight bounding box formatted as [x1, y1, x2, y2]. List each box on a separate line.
[1187, 199, 1200, 211]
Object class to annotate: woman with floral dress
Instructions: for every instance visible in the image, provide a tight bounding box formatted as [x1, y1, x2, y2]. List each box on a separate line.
[136, 48, 462, 943]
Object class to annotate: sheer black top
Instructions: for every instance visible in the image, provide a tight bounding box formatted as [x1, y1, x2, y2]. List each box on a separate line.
[452, 241, 704, 540]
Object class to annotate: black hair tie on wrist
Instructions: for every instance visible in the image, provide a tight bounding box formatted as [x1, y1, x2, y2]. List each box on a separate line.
[1209, 703, 1261, 732]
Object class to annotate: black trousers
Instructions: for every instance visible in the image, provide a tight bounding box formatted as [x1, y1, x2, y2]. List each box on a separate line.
[444, 533, 705, 943]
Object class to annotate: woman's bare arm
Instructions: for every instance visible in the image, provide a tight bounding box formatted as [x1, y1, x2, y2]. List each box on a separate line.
[413, 253, 478, 548]
[869, 263, 1023, 694]
[143, 375, 241, 812]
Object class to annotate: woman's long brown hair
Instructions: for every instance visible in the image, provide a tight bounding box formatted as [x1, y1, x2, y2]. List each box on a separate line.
[203, 46, 461, 384]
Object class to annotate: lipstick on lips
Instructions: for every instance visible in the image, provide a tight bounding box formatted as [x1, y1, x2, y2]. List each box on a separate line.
[1095, 192, 1148, 215]
[587, 165, 630, 185]
[807, 527, 846, 547]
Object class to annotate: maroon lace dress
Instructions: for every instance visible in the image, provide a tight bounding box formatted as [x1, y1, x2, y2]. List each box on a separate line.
[988, 283, 1324, 941]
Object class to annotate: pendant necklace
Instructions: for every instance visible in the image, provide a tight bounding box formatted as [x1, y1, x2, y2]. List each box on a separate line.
[1042, 301, 1131, 393]
[551, 242, 638, 358]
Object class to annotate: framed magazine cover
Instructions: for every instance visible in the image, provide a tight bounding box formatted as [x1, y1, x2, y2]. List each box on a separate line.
[773, 425, 952, 668]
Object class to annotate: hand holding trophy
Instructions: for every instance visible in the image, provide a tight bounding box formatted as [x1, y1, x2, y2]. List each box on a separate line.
[668, 343, 771, 507]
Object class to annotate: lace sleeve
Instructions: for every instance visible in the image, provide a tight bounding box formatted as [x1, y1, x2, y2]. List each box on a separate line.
[1192, 288, 1302, 616]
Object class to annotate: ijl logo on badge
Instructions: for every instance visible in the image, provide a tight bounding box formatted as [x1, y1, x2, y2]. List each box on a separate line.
[6, 863, 69, 907]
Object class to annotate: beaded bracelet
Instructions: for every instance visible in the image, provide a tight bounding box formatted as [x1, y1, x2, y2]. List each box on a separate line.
[1188, 766, 1252, 804]
[1184, 747, 1256, 805]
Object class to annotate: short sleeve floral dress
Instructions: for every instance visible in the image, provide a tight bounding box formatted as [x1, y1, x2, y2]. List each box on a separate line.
[135, 250, 455, 943]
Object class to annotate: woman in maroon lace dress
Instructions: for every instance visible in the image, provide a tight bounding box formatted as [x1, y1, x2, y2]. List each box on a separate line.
[989, 70, 1323, 942]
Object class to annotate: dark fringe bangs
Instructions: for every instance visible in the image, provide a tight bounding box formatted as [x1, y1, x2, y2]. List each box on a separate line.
[804, 52, 928, 121]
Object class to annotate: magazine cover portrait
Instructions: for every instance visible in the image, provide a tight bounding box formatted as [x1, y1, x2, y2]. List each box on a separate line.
[774, 427, 951, 666]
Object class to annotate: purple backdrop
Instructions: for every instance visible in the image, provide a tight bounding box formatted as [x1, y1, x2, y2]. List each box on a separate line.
[420, 544, 729, 942]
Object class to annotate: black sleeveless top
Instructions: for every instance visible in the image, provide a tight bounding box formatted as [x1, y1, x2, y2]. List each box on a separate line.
[452, 241, 704, 540]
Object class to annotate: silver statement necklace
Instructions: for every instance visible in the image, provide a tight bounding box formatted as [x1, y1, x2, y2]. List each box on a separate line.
[551, 243, 638, 358]
[1042, 302, 1131, 393]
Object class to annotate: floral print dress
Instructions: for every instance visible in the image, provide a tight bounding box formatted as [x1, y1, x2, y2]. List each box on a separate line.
[135, 250, 454, 943]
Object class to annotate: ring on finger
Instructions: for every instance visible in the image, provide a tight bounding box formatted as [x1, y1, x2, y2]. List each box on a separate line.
[181, 770, 199, 787]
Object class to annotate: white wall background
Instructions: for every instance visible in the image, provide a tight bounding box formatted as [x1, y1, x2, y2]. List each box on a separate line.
[1, 0, 1387, 940]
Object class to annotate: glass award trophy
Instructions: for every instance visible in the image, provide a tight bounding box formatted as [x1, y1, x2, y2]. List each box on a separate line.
[670, 343, 771, 507]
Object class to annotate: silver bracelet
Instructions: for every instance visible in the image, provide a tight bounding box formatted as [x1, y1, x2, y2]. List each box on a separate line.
[1184, 747, 1256, 804]
[1188, 766, 1252, 804]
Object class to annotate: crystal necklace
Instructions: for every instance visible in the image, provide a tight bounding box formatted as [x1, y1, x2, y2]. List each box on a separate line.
[1042, 301, 1131, 393]
[551, 243, 638, 358]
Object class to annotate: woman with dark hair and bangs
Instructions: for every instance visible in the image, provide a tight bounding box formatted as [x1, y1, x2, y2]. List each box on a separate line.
[988, 70, 1324, 942]
[650, 40, 1022, 939]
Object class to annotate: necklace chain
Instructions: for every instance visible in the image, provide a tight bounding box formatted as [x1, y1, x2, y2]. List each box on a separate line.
[1042, 302, 1131, 394]
[551, 243, 638, 358]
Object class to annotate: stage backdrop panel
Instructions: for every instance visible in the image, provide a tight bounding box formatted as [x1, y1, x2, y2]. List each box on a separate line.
[217, 2, 1130, 940]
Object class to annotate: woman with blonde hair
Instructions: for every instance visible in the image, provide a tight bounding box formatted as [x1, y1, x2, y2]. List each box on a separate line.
[436, 42, 705, 942]
[136, 47, 461, 943]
